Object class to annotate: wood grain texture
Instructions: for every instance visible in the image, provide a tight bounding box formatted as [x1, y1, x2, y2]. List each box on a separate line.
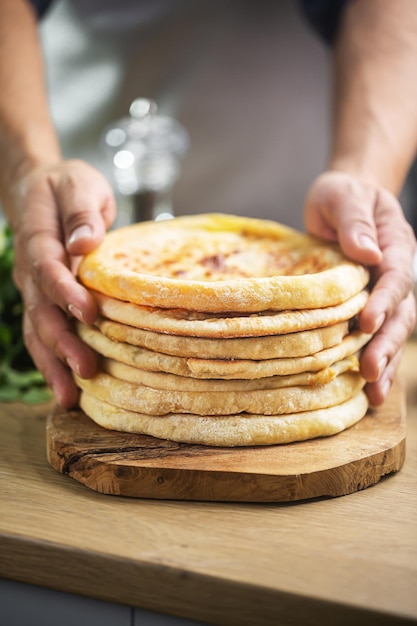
[1, 340, 417, 625]
[46, 383, 406, 502]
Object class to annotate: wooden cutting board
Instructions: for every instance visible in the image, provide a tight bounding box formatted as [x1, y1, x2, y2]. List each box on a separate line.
[46, 380, 406, 502]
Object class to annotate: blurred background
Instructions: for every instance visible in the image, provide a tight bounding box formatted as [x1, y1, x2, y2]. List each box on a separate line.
[1, 0, 416, 233]
[37, 0, 333, 229]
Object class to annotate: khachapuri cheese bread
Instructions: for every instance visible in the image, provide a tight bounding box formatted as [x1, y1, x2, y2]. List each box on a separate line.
[75, 213, 373, 447]
[78, 213, 369, 313]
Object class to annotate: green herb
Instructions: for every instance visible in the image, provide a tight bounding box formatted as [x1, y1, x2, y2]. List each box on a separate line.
[0, 225, 52, 404]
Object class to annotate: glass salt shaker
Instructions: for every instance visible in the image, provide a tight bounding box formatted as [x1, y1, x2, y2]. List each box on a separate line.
[101, 98, 189, 223]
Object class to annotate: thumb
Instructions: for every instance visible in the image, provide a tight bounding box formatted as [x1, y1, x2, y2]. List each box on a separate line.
[347, 230, 383, 265]
[305, 172, 383, 266]
[54, 161, 116, 256]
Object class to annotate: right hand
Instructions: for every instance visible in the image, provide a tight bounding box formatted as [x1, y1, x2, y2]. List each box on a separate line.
[304, 171, 417, 406]
[8, 159, 116, 408]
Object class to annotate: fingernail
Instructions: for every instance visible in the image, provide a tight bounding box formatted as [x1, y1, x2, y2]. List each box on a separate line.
[66, 357, 80, 376]
[358, 234, 381, 254]
[373, 313, 386, 333]
[68, 224, 93, 245]
[52, 384, 64, 407]
[68, 304, 86, 323]
[380, 377, 392, 399]
[377, 355, 388, 379]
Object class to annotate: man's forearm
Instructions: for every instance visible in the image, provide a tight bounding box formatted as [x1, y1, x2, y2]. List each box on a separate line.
[0, 0, 60, 217]
[329, 0, 417, 195]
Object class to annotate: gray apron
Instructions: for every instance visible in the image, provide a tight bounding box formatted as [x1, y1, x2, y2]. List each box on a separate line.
[39, 0, 331, 228]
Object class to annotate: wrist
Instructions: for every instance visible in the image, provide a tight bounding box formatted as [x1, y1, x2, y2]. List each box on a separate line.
[4, 127, 61, 179]
[0, 125, 61, 207]
[328, 151, 400, 195]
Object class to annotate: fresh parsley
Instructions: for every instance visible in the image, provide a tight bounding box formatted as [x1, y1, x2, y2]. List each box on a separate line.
[0, 225, 52, 403]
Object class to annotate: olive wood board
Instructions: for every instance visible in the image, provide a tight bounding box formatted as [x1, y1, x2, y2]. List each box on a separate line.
[46, 380, 406, 502]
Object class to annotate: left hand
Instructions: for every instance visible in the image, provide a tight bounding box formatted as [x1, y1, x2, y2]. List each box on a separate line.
[304, 170, 416, 405]
[8, 159, 116, 408]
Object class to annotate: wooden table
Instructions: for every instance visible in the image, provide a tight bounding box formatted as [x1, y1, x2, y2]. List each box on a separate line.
[1, 340, 417, 626]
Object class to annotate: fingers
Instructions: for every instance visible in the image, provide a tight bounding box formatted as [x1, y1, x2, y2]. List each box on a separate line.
[25, 231, 98, 326]
[360, 291, 416, 405]
[54, 160, 116, 256]
[12, 160, 115, 324]
[23, 311, 79, 409]
[22, 279, 98, 408]
[8, 160, 114, 407]
[304, 170, 416, 407]
[304, 171, 383, 265]
[364, 351, 403, 407]
[359, 190, 416, 334]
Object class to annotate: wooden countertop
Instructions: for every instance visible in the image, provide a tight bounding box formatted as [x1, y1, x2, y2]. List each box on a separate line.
[1, 341, 417, 626]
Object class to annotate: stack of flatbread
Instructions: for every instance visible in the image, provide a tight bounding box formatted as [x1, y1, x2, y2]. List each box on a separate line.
[75, 213, 372, 447]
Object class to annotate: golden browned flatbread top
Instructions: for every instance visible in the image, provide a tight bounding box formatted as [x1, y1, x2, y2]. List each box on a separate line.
[77, 214, 369, 313]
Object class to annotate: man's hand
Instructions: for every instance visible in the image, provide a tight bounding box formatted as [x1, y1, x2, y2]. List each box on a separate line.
[8, 159, 116, 408]
[304, 171, 416, 405]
